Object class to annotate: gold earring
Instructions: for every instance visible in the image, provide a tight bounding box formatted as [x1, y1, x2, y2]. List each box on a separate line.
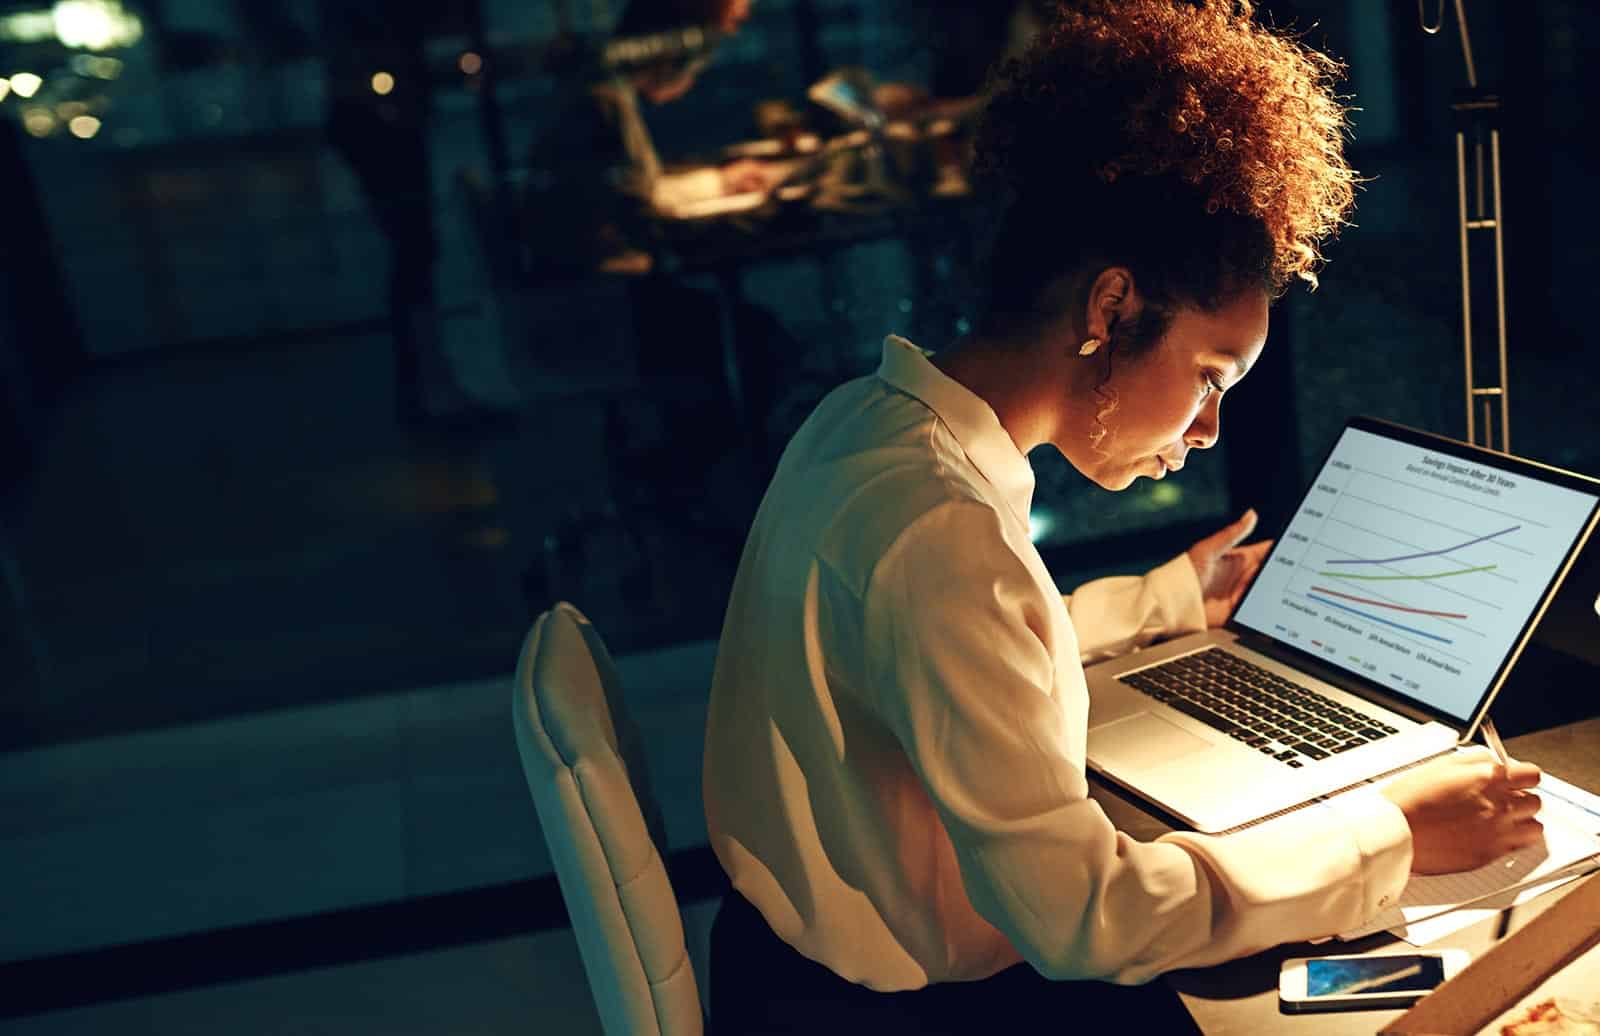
[1078, 337, 1101, 356]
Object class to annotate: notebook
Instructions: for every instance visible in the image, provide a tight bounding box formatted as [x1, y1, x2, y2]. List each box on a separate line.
[1083, 416, 1600, 833]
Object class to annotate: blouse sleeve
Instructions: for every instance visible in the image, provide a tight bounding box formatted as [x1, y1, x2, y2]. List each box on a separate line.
[1063, 554, 1207, 665]
[650, 169, 727, 211]
[861, 499, 1412, 983]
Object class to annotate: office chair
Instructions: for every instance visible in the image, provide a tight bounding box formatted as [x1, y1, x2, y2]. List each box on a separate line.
[512, 601, 706, 1036]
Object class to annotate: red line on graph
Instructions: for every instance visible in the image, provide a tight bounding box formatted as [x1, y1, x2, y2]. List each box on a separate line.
[1308, 586, 1468, 620]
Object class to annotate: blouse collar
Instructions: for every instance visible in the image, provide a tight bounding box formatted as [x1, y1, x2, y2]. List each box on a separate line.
[876, 335, 1036, 524]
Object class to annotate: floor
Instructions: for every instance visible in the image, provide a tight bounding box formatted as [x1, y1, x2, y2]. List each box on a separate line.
[1, 637, 722, 1032]
[0, 634, 718, 961]
[2, 905, 722, 1036]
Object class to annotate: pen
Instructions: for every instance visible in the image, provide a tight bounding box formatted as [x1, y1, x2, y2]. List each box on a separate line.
[1481, 716, 1509, 769]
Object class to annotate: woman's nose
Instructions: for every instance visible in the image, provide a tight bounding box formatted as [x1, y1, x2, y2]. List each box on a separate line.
[1186, 397, 1221, 450]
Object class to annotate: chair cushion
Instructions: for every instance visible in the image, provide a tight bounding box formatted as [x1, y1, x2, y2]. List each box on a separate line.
[513, 602, 702, 1036]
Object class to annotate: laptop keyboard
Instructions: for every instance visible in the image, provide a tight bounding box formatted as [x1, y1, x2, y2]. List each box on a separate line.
[1118, 649, 1399, 769]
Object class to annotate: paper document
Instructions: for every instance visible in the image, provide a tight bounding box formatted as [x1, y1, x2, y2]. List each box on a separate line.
[1335, 772, 1600, 941]
[1539, 772, 1600, 833]
[1392, 865, 1597, 946]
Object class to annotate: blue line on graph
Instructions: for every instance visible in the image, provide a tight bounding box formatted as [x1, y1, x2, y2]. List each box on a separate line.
[1305, 593, 1457, 644]
[1325, 524, 1519, 566]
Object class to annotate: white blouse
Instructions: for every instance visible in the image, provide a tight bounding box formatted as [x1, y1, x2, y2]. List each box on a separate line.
[703, 335, 1412, 991]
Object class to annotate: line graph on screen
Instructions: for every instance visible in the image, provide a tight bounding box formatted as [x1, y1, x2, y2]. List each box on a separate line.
[1276, 470, 1540, 657]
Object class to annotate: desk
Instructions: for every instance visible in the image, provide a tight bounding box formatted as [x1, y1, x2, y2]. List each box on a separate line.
[1082, 713, 1600, 1034]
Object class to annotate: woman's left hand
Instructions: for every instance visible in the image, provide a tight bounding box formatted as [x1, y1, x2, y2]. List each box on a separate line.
[1187, 509, 1274, 627]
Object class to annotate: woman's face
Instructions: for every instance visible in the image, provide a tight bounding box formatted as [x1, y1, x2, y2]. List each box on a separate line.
[1059, 288, 1269, 491]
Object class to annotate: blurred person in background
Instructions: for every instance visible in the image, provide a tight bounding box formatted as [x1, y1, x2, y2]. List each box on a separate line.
[525, 0, 794, 484]
[320, 0, 503, 430]
[525, 0, 775, 275]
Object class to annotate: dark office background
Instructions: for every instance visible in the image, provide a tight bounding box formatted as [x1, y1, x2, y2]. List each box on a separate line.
[1, 0, 1597, 1027]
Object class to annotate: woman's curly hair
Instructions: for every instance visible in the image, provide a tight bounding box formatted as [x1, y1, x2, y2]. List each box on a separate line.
[973, 0, 1358, 343]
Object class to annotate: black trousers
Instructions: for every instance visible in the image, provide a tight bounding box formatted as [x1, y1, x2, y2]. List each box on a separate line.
[708, 891, 1202, 1035]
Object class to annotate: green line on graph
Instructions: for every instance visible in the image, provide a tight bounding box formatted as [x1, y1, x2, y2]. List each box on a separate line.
[1313, 564, 1497, 581]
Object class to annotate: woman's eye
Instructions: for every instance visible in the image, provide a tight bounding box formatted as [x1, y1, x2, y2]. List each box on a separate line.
[1200, 372, 1225, 399]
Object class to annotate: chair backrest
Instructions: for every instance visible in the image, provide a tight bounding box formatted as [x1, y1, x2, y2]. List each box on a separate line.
[512, 602, 704, 1036]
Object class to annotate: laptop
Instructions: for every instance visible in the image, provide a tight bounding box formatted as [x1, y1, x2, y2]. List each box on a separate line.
[1084, 416, 1600, 833]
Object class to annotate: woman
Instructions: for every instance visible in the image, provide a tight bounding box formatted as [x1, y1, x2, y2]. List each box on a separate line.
[702, 2, 1544, 1032]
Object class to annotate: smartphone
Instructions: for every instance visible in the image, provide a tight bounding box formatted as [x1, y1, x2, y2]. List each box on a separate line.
[1278, 949, 1470, 1012]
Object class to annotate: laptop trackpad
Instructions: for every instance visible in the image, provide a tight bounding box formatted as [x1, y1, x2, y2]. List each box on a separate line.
[1092, 712, 1214, 773]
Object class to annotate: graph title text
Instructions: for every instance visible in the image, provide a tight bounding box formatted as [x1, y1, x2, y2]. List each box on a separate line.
[1406, 454, 1517, 497]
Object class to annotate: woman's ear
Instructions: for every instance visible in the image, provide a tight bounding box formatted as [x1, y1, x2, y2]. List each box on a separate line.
[1082, 267, 1135, 342]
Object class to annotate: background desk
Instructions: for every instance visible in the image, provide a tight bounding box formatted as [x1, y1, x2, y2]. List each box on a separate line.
[1086, 713, 1600, 1034]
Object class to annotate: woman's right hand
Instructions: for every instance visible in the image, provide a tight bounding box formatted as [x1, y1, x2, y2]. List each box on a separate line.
[719, 158, 781, 195]
[1380, 749, 1544, 874]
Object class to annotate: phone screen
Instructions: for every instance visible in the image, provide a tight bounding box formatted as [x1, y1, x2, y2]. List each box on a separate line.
[829, 82, 863, 109]
[1306, 955, 1446, 997]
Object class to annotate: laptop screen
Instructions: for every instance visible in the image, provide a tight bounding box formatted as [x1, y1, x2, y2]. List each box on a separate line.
[1232, 421, 1600, 725]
